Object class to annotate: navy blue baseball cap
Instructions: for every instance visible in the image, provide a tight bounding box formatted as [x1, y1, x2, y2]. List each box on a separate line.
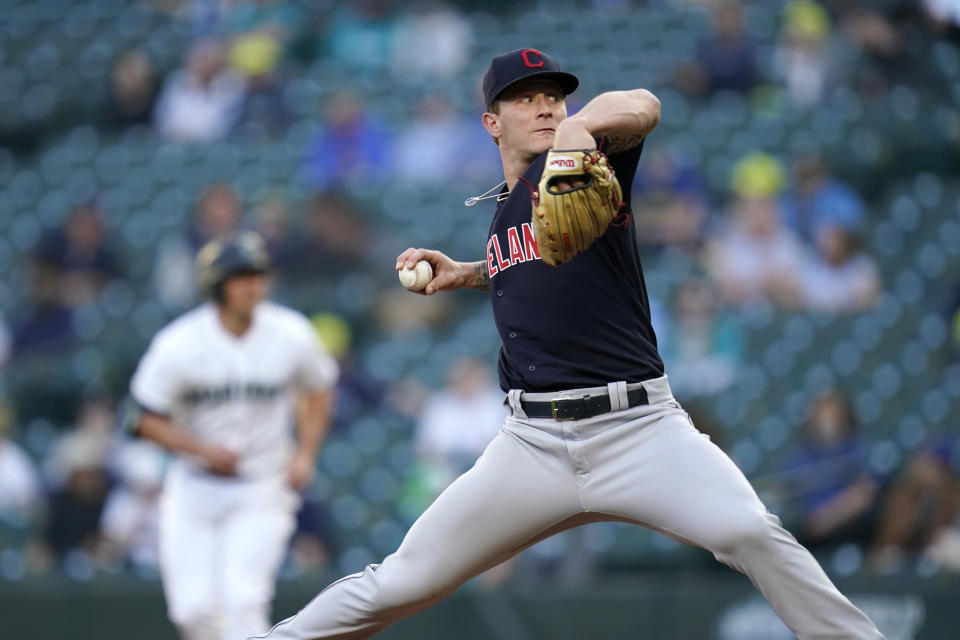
[482, 48, 579, 109]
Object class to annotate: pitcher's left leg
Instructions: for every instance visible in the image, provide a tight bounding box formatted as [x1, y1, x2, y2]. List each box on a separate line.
[583, 404, 884, 640]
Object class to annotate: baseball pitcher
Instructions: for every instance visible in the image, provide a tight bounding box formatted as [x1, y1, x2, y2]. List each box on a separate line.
[251, 49, 884, 639]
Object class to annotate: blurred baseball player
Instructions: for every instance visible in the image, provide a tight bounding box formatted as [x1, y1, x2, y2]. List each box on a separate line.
[252, 49, 883, 639]
[130, 231, 338, 640]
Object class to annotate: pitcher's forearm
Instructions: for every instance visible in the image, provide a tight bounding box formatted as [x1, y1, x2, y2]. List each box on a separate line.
[463, 261, 490, 292]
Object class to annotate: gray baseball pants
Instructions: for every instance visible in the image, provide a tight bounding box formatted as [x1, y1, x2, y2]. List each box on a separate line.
[252, 376, 884, 640]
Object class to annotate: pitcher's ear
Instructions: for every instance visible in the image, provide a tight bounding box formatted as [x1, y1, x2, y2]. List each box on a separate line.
[482, 112, 500, 139]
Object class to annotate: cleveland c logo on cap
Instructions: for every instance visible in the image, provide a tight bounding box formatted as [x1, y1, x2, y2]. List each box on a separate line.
[521, 49, 544, 68]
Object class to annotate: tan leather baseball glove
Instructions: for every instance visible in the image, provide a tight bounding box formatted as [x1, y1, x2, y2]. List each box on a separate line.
[530, 148, 624, 266]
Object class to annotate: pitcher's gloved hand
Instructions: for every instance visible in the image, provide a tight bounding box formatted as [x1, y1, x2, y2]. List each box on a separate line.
[530, 148, 624, 266]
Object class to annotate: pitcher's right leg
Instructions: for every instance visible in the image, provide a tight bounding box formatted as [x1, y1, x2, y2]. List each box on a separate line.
[252, 419, 582, 640]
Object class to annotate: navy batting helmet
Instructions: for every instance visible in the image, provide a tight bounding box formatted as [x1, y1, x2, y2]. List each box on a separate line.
[196, 231, 270, 300]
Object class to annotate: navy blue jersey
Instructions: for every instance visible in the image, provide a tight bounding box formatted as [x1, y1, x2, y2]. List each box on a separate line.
[486, 140, 664, 392]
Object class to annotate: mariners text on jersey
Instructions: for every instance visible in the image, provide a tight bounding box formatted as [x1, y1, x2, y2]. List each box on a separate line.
[181, 382, 285, 406]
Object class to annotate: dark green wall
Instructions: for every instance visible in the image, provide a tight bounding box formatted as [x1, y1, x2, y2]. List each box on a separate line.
[1, 571, 954, 639]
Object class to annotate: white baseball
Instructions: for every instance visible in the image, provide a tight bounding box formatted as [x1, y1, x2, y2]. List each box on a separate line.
[398, 260, 433, 291]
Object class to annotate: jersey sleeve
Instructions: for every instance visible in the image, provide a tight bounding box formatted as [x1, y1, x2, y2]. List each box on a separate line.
[130, 334, 182, 417]
[292, 318, 339, 392]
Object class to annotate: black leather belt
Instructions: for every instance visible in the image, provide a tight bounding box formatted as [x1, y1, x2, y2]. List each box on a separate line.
[521, 387, 649, 421]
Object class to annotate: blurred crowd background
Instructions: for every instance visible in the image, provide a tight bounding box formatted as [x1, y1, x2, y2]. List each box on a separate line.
[1, 0, 960, 617]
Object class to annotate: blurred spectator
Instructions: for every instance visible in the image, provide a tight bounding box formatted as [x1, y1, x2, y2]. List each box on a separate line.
[631, 145, 708, 252]
[152, 183, 242, 309]
[799, 224, 880, 313]
[33, 202, 121, 308]
[780, 155, 866, 246]
[0, 402, 43, 525]
[225, 1, 305, 136]
[402, 357, 505, 516]
[391, 96, 495, 185]
[284, 193, 374, 281]
[923, 0, 960, 31]
[44, 396, 114, 485]
[836, 4, 901, 60]
[659, 277, 742, 397]
[45, 456, 111, 563]
[11, 296, 74, 357]
[705, 194, 807, 306]
[325, 1, 397, 73]
[777, 389, 880, 550]
[773, 0, 833, 107]
[300, 90, 391, 192]
[154, 39, 245, 142]
[704, 153, 805, 307]
[96, 439, 165, 572]
[251, 190, 298, 278]
[43, 396, 116, 561]
[390, 2, 472, 81]
[103, 49, 159, 130]
[871, 437, 960, 570]
[16, 202, 121, 355]
[310, 313, 383, 429]
[675, 1, 758, 95]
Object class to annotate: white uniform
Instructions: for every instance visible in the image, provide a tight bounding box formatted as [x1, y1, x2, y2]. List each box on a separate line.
[131, 301, 338, 640]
